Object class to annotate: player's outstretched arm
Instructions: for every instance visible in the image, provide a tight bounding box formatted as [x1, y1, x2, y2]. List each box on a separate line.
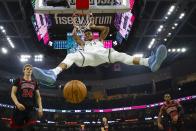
[35, 90, 43, 118]
[72, 27, 85, 47]
[11, 86, 25, 111]
[176, 101, 184, 116]
[90, 25, 109, 41]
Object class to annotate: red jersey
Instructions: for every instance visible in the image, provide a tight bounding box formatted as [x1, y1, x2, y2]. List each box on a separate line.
[13, 78, 39, 109]
[101, 122, 108, 131]
[161, 100, 180, 117]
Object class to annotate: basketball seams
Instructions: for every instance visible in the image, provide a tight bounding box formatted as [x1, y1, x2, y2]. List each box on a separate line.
[77, 81, 83, 101]
[73, 80, 79, 103]
[82, 82, 87, 98]
[71, 80, 75, 103]
[76, 80, 82, 103]
[63, 80, 87, 104]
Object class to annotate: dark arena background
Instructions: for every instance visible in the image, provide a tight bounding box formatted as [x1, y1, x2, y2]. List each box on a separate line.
[0, 0, 196, 131]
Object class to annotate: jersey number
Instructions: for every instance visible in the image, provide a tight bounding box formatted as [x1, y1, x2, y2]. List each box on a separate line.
[22, 89, 33, 98]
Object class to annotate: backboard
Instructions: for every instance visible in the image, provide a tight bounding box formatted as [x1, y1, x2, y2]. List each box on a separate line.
[32, 0, 136, 50]
[35, 0, 130, 14]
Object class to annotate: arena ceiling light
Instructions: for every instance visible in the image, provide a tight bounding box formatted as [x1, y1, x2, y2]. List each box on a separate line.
[157, 25, 164, 32]
[0, 25, 6, 34]
[0, 26, 3, 30]
[174, 23, 178, 26]
[172, 26, 175, 30]
[168, 48, 187, 53]
[1, 47, 8, 54]
[169, 5, 175, 12]
[0, 26, 15, 49]
[133, 53, 143, 58]
[181, 48, 186, 52]
[2, 29, 6, 34]
[167, 32, 172, 36]
[177, 48, 181, 52]
[164, 16, 168, 20]
[148, 38, 155, 49]
[34, 54, 43, 62]
[167, 5, 175, 15]
[7, 37, 11, 41]
[20, 54, 31, 62]
[7, 37, 15, 48]
[172, 48, 176, 52]
[179, 13, 185, 19]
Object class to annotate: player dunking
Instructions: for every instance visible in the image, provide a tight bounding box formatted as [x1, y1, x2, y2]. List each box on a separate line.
[33, 21, 167, 85]
[10, 64, 43, 131]
[158, 94, 184, 131]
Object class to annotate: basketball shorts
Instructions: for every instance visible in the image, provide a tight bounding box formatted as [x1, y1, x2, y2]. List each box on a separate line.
[66, 48, 127, 67]
[10, 108, 36, 128]
[74, 49, 119, 67]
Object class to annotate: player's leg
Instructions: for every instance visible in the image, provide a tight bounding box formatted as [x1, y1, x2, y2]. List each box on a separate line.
[173, 118, 184, 131]
[10, 109, 25, 131]
[32, 52, 84, 84]
[109, 49, 149, 66]
[109, 45, 167, 72]
[24, 110, 37, 131]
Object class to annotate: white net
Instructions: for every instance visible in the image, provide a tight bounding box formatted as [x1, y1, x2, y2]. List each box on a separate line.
[72, 13, 94, 33]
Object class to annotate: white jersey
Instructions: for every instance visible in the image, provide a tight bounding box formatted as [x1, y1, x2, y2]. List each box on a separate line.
[78, 39, 110, 66]
[83, 39, 106, 52]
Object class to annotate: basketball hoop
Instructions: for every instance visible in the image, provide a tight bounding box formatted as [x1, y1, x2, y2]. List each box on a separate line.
[72, 13, 94, 33]
[72, 0, 94, 33]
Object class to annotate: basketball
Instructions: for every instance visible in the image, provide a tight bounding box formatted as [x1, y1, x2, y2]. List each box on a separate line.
[63, 80, 87, 104]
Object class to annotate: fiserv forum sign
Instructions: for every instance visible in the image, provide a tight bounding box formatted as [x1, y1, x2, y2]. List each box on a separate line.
[48, 13, 116, 39]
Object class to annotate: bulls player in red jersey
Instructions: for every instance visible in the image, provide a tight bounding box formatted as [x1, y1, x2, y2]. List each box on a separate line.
[158, 94, 184, 131]
[101, 117, 109, 131]
[10, 64, 43, 131]
[80, 124, 85, 131]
